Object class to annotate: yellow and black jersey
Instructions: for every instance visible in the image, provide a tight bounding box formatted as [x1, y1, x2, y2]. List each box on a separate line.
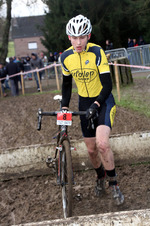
[60, 42, 116, 134]
[61, 42, 110, 98]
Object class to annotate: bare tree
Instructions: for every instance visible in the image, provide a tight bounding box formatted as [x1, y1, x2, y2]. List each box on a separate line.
[0, 0, 12, 64]
[0, 0, 46, 64]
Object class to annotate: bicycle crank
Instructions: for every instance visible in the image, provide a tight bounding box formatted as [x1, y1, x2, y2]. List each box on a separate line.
[46, 155, 56, 171]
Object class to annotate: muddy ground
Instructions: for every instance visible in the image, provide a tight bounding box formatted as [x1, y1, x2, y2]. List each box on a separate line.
[0, 75, 150, 225]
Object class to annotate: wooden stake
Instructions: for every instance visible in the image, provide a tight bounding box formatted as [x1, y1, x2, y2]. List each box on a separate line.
[0, 82, 3, 97]
[36, 68, 42, 92]
[45, 68, 48, 78]
[114, 60, 121, 102]
[54, 62, 60, 91]
[21, 72, 25, 95]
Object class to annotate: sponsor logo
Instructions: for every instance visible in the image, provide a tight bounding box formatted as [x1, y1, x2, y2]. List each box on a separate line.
[85, 60, 89, 65]
[71, 68, 97, 83]
[103, 62, 109, 66]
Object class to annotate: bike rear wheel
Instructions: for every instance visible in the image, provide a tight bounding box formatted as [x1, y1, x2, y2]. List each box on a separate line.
[61, 139, 73, 218]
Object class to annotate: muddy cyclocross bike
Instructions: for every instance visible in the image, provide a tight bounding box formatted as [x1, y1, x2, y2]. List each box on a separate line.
[37, 95, 86, 218]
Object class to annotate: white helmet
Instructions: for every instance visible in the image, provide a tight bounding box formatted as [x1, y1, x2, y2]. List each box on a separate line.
[66, 14, 92, 37]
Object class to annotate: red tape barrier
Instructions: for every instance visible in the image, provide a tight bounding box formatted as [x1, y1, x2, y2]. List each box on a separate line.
[0, 62, 61, 81]
[109, 62, 150, 70]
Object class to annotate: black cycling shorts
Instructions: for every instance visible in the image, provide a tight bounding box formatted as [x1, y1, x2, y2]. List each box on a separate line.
[79, 93, 116, 137]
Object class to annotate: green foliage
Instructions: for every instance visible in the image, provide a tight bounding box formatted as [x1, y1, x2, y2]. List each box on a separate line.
[41, 0, 86, 52]
[7, 41, 15, 57]
[41, 0, 150, 52]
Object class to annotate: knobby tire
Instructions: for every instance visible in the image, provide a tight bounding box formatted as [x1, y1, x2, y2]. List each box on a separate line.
[61, 139, 73, 218]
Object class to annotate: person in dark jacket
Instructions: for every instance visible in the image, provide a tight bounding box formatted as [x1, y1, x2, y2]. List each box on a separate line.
[6, 57, 19, 96]
[30, 53, 44, 91]
[16, 57, 24, 87]
[127, 38, 134, 47]
[16, 57, 24, 72]
[105, 39, 113, 50]
[48, 52, 54, 63]
[138, 36, 145, 45]
[0, 62, 7, 97]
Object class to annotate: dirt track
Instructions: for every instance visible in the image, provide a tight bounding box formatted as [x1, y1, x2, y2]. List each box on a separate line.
[0, 90, 150, 151]
[0, 76, 150, 225]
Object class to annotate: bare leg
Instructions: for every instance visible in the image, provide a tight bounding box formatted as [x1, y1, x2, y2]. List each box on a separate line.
[84, 126, 124, 204]
[84, 137, 101, 168]
[96, 125, 114, 170]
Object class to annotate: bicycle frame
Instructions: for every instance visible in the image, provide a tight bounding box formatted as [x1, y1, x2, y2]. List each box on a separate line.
[55, 124, 71, 185]
[37, 95, 86, 184]
[37, 95, 86, 218]
[43, 124, 68, 183]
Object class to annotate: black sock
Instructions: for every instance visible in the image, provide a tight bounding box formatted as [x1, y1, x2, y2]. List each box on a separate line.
[106, 168, 117, 186]
[95, 164, 105, 179]
[106, 168, 116, 177]
[109, 180, 117, 186]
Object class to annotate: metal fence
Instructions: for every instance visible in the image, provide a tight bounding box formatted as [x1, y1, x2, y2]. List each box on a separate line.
[105, 48, 128, 60]
[105, 44, 150, 73]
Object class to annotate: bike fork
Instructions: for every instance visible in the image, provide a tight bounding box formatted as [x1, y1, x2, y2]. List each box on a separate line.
[46, 145, 75, 185]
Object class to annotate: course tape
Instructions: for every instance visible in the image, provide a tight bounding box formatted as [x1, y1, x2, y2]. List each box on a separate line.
[0, 62, 149, 82]
[0, 62, 61, 81]
[109, 62, 150, 70]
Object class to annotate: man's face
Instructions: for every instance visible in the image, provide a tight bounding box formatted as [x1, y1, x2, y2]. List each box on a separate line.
[31, 55, 36, 60]
[69, 35, 91, 53]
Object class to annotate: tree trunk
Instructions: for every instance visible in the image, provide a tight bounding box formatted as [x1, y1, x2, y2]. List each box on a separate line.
[0, 0, 12, 65]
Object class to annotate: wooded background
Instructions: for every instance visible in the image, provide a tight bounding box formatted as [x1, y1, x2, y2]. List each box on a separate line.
[0, 0, 150, 63]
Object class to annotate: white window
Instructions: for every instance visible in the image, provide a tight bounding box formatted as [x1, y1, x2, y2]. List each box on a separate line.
[28, 42, 37, 49]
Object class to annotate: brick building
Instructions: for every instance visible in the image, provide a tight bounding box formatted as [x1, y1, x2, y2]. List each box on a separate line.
[11, 15, 47, 57]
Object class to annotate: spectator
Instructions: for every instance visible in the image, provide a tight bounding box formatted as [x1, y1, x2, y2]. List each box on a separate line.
[30, 53, 44, 92]
[13, 56, 17, 63]
[127, 38, 134, 47]
[16, 57, 24, 72]
[0, 62, 7, 97]
[26, 55, 31, 63]
[48, 52, 54, 63]
[40, 52, 48, 79]
[105, 40, 113, 50]
[40, 52, 48, 67]
[4, 75, 10, 90]
[54, 52, 59, 62]
[5, 57, 19, 96]
[133, 39, 138, 47]
[24, 55, 32, 80]
[16, 57, 24, 88]
[58, 52, 62, 63]
[138, 36, 145, 45]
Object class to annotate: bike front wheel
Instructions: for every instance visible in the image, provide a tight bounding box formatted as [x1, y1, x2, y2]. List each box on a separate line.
[61, 139, 73, 218]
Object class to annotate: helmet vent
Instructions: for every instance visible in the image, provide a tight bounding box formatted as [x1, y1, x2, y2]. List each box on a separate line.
[66, 14, 92, 37]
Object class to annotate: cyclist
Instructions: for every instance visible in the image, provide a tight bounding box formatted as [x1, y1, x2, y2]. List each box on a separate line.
[60, 14, 124, 205]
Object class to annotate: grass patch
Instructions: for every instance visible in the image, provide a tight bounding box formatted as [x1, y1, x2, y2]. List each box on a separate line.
[22, 89, 78, 97]
[7, 41, 15, 57]
[22, 90, 61, 97]
[130, 161, 150, 167]
[51, 90, 61, 94]
[112, 83, 150, 118]
[24, 88, 78, 97]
